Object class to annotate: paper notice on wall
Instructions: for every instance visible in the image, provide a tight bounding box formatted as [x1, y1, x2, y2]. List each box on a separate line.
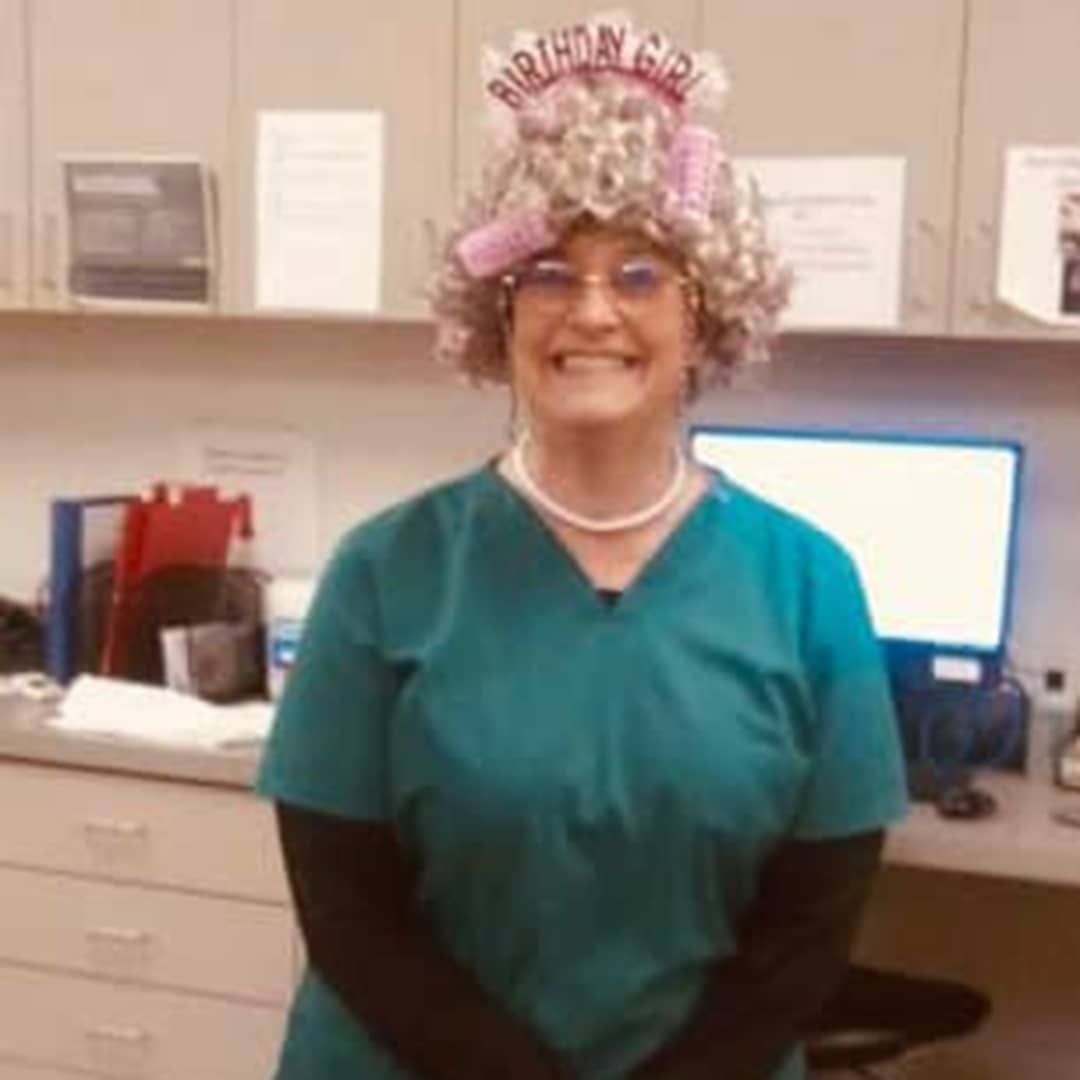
[997, 146, 1080, 325]
[175, 423, 319, 576]
[256, 110, 384, 314]
[739, 156, 906, 329]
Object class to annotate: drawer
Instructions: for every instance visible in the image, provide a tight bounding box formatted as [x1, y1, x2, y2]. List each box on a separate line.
[0, 761, 288, 901]
[0, 865, 294, 1004]
[0, 964, 285, 1080]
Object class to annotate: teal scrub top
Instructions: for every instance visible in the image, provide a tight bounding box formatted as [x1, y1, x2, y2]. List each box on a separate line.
[257, 466, 908, 1080]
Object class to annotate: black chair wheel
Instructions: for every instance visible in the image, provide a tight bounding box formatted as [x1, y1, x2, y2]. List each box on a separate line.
[806, 1026, 907, 1069]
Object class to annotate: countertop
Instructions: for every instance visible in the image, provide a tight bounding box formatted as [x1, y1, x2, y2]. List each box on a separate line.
[0, 693, 260, 788]
[2, 694, 1079, 887]
[885, 769, 1080, 889]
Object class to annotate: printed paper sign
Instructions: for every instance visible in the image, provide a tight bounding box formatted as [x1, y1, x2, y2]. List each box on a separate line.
[256, 110, 384, 313]
[740, 156, 907, 330]
[997, 146, 1080, 325]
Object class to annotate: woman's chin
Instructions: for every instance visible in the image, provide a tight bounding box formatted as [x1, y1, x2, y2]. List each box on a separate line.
[529, 387, 652, 431]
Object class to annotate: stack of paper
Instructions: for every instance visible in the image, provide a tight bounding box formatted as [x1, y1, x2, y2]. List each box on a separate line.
[50, 675, 273, 750]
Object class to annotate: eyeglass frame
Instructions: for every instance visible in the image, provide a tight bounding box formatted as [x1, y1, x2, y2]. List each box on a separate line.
[499, 254, 701, 319]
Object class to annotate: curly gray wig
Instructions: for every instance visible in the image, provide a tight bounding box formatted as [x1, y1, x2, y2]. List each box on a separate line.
[430, 26, 791, 398]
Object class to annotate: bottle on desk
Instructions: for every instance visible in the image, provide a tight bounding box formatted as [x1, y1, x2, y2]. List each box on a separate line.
[264, 577, 316, 702]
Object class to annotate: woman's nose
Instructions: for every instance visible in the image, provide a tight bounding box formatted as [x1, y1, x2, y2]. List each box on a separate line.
[564, 274, 621, 329]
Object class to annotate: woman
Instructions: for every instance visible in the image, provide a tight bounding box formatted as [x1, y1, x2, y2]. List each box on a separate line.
[258, 14, 908, 1079]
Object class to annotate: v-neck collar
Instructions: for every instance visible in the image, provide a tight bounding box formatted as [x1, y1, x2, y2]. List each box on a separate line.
[480, 462, 731, 614]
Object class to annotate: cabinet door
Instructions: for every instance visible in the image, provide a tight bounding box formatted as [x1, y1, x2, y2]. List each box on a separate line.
[702, 0, 965, 335]
[0, 0, 28, 308]
[233, 0, 454, 320]
[456, 1, 700, 199]
[952, 0, 1080, 339]
[29, 0, 232, 310]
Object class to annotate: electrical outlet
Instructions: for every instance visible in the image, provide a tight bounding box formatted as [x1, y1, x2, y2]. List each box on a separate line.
[1044, 669, 1067, 694]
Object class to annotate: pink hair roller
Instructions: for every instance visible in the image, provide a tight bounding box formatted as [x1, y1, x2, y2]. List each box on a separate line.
[667, 125, 721, 224]
[455, 209, 557, 279]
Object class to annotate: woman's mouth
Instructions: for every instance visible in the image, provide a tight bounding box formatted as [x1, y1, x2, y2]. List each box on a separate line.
[553, 353, 636, 373]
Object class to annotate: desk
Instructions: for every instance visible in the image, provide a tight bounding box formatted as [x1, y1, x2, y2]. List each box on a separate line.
[863, 771, 1080, 1080]
[1, 703, 1077, 1077]
[885, 770, 1080, 887]
[2, 694, 1078, 884]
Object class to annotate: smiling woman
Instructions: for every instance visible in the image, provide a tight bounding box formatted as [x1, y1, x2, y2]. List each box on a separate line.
[502, 226, 694, 445]
[256, 11, 909, 1080]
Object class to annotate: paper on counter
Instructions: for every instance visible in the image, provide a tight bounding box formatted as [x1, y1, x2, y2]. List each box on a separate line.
[256, 110, 385, 313]
[50, 675, 274, 750]
[176, 422, 319, 576]
[740, 156, 906, 329]
[997, 146, 1080, 325]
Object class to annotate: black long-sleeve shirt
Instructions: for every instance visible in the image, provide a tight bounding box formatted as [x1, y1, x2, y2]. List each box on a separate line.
[277, 801, 883, 1079]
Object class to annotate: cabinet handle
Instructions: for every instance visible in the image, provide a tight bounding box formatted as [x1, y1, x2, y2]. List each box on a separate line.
[85, 925, 154, 945]
[81, 817, 149, 839]
[906, 218, 941, 315]
[0, 212, 12, 289]
[85, 1023, 152, 1045]
[966, 220, 998, 314]
[38, 211, 60, 293]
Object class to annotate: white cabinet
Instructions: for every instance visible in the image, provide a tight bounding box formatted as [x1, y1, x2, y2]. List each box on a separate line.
[0, 761, 292, 1080]
[702, 0, 965, 336]
[950, 0, 1080, 339]
[232, 0, 454, 320]
[3, 0, 1078, 341]
[0, 0, 29, 308]
[27, 0, 232, 310]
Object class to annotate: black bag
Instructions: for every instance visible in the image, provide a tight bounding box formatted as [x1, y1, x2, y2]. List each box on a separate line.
[0, 598, 44, 675]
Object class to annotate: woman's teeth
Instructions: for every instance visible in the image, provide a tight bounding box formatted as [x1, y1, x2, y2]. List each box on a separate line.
[556, 354, 632, 373]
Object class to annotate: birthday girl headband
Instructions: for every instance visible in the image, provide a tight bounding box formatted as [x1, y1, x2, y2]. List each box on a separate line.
[481, 16, 727, 112]
[455, 11, 732, 279]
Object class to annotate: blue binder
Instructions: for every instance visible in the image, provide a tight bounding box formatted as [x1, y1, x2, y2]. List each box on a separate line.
[46, 495, 132, 684]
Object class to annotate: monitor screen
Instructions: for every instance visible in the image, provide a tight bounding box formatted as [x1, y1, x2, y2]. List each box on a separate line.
[690, 426, 1023, 657]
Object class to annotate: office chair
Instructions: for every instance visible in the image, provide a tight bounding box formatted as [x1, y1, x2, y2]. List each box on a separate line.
[806, 964, 991, 1077]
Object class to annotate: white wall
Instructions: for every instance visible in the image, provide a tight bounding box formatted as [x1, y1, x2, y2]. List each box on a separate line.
[1, 314, 1078, 684]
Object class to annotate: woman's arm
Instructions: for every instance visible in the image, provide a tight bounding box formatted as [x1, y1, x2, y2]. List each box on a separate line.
[631, 830, 885, 1080]
[276, 801, 569, 1080]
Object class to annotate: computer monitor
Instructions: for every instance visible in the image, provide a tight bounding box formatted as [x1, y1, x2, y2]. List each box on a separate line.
[690, 425, 1024, 686]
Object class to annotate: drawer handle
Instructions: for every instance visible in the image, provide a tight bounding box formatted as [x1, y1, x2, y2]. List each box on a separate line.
[85, 1023, 152, 1045]
[905, 217, 941, 316]
[82, 818, 149, 839]
[86, 925, 154, 945]
[965, 219, 998, 315]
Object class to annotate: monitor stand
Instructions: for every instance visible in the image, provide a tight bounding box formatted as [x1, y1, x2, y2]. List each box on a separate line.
[904, 758, 974, 802]
[889, 654, 1028, 802]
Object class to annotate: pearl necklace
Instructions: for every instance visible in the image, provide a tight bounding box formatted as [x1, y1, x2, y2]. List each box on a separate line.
[509, 433, 689, 533]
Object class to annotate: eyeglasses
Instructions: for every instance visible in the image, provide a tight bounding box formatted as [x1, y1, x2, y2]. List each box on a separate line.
[502, 256, 691, 316]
